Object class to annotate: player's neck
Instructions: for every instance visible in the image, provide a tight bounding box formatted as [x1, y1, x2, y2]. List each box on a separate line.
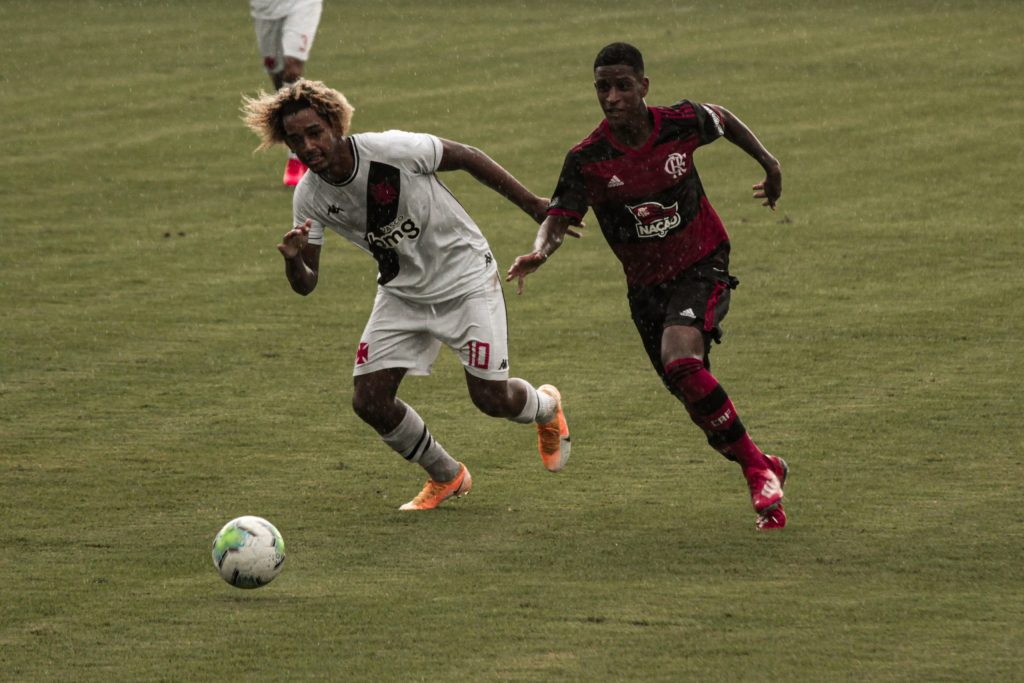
[322, 137, 355, 183]
[607, 108, 653, 149]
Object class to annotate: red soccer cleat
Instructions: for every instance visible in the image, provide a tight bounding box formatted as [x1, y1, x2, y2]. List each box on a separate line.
[755, 455, 789, 530]
[745, 465, 783, 515]
[283, 157, 308, 187]
[757, 505, 787, 530]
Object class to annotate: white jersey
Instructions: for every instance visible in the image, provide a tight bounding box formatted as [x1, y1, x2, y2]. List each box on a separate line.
[249, 0, 319, 20]
[293, 131, 496, 304]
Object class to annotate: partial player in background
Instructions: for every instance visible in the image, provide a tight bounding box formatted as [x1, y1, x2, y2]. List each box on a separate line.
[508, 42, 789, 530]
[242, 80, 573, 511]
[248, 0, 324, 186]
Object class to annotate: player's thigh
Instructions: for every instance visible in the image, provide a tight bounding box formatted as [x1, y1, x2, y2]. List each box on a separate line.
[661, 260, 734, 341]
[252, 17, 284, 73]
[628, 266, 733, 371]
[432, 274, 510, 381]
[628, 285, 672, 374]
[353, 289, 441, 378]
[660, 261, 734, 366]
[280, 1, 322, 61]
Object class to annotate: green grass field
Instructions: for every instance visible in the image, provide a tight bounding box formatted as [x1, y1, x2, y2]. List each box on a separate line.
[2, 0, 1022, 680]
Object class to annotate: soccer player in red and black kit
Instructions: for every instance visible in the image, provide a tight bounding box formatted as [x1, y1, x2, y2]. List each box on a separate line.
[507, 42, 788, 530]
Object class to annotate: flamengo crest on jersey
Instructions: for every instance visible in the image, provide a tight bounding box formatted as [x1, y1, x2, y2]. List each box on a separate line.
[664, 152, 688, 178]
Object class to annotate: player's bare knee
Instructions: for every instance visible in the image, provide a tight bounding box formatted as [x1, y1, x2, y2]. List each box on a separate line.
[351, 392, 374, 424]
[351, 389, 389, 425]
[468, 389, 511, 419]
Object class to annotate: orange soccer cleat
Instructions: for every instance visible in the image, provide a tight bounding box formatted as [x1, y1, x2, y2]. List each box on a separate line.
[399, 463, 472, 511]
[536, 384, 571, 472]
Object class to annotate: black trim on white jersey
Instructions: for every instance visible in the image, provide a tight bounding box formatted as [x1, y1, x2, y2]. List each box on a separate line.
[321, 138, 359, 187]
[365, 161, 402, 285]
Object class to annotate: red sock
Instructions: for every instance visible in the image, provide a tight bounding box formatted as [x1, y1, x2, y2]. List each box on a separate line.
[663, 357, 769, 470]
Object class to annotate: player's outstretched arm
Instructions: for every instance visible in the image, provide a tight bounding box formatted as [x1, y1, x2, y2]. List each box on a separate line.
[506, 214, 578, 295]
[707, 105, 782, 210]
[278, 218, 321, 296]
[437, 138, 549, 223]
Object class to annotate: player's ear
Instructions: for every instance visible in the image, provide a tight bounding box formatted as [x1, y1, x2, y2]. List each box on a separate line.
[639, 77, 650, 98]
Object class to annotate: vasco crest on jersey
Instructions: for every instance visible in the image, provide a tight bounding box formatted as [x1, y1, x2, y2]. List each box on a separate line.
[627, 201, 682, 239]
[370, 179, 398, 205]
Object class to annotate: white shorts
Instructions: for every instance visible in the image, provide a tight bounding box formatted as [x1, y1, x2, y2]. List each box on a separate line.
[353, 272, 511, 380]
[253, 1, 322, 74]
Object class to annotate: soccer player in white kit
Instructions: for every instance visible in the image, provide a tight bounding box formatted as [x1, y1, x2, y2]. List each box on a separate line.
[242, 80, 572, 510]
[248, 0, 323, 185]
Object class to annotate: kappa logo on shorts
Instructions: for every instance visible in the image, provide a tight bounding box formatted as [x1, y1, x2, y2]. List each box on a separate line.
[627, 200, 682, 239]
[356, 342, 369, 365]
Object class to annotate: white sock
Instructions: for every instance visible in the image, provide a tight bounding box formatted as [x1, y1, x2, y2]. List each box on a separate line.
[508, 378, 557, 424]
[381, 402, 460, 481]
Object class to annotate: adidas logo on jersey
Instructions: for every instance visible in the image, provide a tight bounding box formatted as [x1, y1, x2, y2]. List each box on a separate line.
[679, 308, 696, 318]
[607, 175, 624, 188]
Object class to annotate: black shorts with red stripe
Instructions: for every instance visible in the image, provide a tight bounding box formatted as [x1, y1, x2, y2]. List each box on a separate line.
[627, 245, 737, 378]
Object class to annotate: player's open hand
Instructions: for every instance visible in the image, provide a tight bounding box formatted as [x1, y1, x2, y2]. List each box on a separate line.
[278, 218, 312, 258]
[752, 166, 782, 210]
[506, 252, 548, 295]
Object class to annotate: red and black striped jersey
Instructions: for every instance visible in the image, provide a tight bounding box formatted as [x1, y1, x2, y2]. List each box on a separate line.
[549, 100, 729, 286]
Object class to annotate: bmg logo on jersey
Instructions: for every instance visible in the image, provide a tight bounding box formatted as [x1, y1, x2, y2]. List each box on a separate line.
[627, 201, 682, 238]
[366, 215, 421, 249]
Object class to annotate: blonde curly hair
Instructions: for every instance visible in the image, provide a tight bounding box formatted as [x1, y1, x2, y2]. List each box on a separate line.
[241, 79, 355, 150]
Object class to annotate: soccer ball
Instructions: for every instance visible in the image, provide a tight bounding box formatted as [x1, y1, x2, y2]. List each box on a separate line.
[211, 516, 286, 589]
